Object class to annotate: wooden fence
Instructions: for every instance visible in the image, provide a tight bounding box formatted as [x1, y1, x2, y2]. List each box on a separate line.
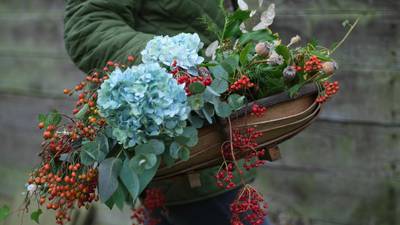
[0, 0, 399, 224]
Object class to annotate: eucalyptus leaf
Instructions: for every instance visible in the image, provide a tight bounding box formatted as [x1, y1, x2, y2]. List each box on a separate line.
[135, 139, 165, 155]
[138, 157, 161, 193]
[189, 82, 206, 94]
[208, 63, 228, 80]
[111, 183, 127, 210]
[201, 103, 215, 124]
[210, 78, 228, 94]
[215, 101, 232, 118]
[169, 142, 181, 159]
[180, 127, 198, 147]
[179, 147, 191, 161]
[221, 55, 239, 75]
[120, 159, 140, 202]
[98, 157, 122, 202]
[188, 94, 205, 110]
[188, 113, 204, 129]
[228, 94, 246, 110]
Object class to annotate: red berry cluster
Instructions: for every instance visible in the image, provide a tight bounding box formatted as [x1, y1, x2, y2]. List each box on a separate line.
[230, 186, 268, 225]
[243, 149, 266, 171]
[229, 75, 255, 92]
[251, 104, 267, 117]
[215, 162, 237, 190]
[176, 75, 213, 95]
[316, 81, 340, 103]
[131, 188, 166, 225]
[232, 127, 263, 151]
[28, 163, 98, 224]
[304, 55, 322, 72]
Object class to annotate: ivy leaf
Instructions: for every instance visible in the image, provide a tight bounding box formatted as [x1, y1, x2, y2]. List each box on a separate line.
[98, 157, 122, 202]
[215, 101, 232, 118]
[138, 157, 161, 193]
[210, 78, 228, 94]
[135, 139, 165, 155]
[224, 10, 251, 38]
[189, 82, 206, 94]
[240, 43, 254, 66]
[228, 94, 246, 110]
[45, 110, 62, 126]
[120, 159, 140, 202]
[0, 205, 10, 222]
[30, 209, 42, 224]
[38, 114, 46, 124]
[239, 30, 275, 44]
[275, 45, 290, 63]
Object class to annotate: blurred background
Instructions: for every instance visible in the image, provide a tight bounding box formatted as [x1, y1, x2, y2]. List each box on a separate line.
[0, 0, 399, 224]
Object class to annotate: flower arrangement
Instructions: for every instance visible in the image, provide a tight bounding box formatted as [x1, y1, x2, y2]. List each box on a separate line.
[2, 1, 358, 225]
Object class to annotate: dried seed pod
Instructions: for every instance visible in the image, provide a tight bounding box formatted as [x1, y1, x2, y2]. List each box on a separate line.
[322, 61, 338, 75]
[255, 42, 270, 57]
[283, 66, 297, 81]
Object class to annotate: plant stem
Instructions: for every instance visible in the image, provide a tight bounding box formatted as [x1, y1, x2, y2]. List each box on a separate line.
[330, 17, 360, 55]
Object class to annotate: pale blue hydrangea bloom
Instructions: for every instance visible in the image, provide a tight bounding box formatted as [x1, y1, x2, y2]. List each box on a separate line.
[141, 33, 204, 70]
[97, 63, 190, 148]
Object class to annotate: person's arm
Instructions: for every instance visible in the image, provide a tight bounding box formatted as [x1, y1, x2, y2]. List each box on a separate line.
[64, 0, 154, 73]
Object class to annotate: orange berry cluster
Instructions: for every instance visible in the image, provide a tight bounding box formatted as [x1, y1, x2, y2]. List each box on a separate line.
[316, 81, 340, 103]
[304, 55, 323, 72]
[229, 75, 255, 92]
[28, 163, 98, 225]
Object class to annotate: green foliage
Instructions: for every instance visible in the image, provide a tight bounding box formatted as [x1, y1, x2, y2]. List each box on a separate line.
[228, 94, 246, 110]
[188, 94, 205, 110]
[98, 157, 123, 202]
[210, 78, 229, 94]
[38, 110, 62, 127]
[0, 205, 10, 222]
[135, 139, 165, 155]
[223, 10, 251, 39]
[138, 158, 160, 193]
[75, 104, 89, 120]
[120, 159, 140, 204]
[80, 133, 109, 165]
[30, 209, 42, 224]
[189, 82, 206, 94]
[239, 30, 275, 44]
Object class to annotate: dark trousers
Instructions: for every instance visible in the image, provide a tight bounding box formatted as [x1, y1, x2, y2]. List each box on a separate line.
[148, 189, 272, 225]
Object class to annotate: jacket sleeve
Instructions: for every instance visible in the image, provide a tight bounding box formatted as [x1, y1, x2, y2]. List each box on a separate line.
[64, 0, 154, 73]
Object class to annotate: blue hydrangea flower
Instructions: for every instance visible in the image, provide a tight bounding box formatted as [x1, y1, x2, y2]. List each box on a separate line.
[141, 33, 204, 70]
[97, 63, 190, 148]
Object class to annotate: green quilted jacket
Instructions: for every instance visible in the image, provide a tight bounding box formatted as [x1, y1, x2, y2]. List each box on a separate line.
[64, 0, 254, 205]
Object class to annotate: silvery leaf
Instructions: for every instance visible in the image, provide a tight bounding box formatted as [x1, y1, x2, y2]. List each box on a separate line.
[237, 0, 249, 10]
[239, 22, 248, 33]
[253, 3, 275, 31]
[205, 40, 219, 59]
[250, 10, 257, 17]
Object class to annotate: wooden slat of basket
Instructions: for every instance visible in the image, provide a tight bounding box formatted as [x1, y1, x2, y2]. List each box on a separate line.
[154, 107, 321, 181]
[155, 104, 320, 180]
